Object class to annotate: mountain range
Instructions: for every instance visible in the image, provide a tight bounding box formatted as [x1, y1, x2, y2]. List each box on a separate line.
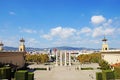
[3, 46, 96, 52]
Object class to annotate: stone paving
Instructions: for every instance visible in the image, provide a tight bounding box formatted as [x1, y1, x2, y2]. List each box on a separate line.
[29, 63, 102, 80]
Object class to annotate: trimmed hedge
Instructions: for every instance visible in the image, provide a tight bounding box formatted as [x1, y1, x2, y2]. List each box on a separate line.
[96, 70, 115, 80]
[114, 67, 120, 79]
[81, 67, 93, 70]
[102, 70, 115, 80]
[5, 67, 11, 80]
[15, 70, 34, 80]
[28, 72, 34, 80]
[35, 68, 47, 70]
[0, 68, 5, 79]
[0, 67, 11, 80]
[0, 67, 34, 80]
[15, 70, 28, 80]
[96, 72, 102, 80]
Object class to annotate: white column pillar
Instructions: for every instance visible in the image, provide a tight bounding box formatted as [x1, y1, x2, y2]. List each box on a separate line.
[60, 51, 63, 66]
[64, 51, 67, 66]
[55, 51, 58, 66]
[69, 51, 71, 66]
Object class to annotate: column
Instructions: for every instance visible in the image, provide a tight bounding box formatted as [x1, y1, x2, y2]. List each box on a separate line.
[55, 51, 58, 66]
[64, 51, 67, 66]
[68, 51, 71, 66]
[60, 51, 63, 66]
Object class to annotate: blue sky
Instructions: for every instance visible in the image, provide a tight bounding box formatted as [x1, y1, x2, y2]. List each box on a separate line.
[0, 0, 120, 48]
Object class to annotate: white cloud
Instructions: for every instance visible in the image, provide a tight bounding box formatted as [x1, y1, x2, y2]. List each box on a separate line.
[42, 35, 52, 40]
[91, 15, 116, 37]
[103, 19, 112, 27]
[50, 27, 62, 36]
[91, 15, 106, 24]
[92, 27, 103, 37]
[42, 26, 76, 40]
[104, 28, 115, 35]
[2, 37, 19, 47]
[26, 38, 39, 47]
[80, 27, 92, 33]
[21, 29, 37, 34]
[41, 16, 120, 48]
[76, 27, 92, 36]
[9, 11, 16, 15]
[92, 27, 115, 37]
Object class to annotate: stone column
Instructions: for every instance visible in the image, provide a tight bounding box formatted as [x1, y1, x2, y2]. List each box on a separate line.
[68, 51, 71, 66]
[55, 51, 58, 66]
[60, 51, 63, 66]
[64, 51, 67, 66]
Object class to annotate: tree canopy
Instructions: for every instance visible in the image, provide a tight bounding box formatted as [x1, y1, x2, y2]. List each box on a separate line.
[26, 54, 49, 64]
[77, 53, 101, 64]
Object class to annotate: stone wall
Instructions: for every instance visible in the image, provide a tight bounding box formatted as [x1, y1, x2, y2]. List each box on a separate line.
[101, 51, 120, 64]
[0, 51, 26, 68]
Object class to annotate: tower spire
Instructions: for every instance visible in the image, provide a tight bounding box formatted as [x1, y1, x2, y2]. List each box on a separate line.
[102, 36, 109, 51]
[102, 35, 107, 43]
[0, 41, 4, 51]
[19, 38, 25, 52]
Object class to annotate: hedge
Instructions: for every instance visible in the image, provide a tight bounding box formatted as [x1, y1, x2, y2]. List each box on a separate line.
[0, 67, 11, 80]
[81, 67, 93, 70]
[102, 70, 115, 80]
[35, 68, 47, 70]
[15, 70, 34, 80]
[28, 72, 34, 80]
[15, 70, 28, 80]
[5, 67, 11, 80]
[96, 72, 102, 80]
[114, 67, 120, 79]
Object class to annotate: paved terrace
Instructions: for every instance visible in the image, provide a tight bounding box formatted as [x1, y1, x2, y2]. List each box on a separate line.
[28, 63, 101, 80]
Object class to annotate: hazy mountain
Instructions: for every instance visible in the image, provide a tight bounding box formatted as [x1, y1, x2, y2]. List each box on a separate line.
[50, 46, 93, 50]
[4, 46, 18, 51]
[3, 46, 95, 51]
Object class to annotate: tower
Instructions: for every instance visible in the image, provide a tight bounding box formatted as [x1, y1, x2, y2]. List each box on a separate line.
[102, 36, 109, 51]
[0, 42, 4, 51]
[19, 38, 25, 52]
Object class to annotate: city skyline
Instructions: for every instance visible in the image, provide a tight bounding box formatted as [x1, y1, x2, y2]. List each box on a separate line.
[0, 0, 120, 48]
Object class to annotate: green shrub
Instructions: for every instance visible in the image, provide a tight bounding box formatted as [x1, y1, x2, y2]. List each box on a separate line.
[0, 68, 4, 79]
[114, 67, 120, 79]
[102, 70, 115, 80]
[96, 72, 102, 80]
[35, 68, 47, 70]
[99, 59, 111, 70]
[0, 67, 11, 80]
[81, 67, 93, 70]
[4, 67, 11, 80]
[28, 72, 34, 80]
[15, 70, 28, 80]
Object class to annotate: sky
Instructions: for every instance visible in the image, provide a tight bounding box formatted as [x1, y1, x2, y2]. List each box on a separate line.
[0, 0, 120, 48]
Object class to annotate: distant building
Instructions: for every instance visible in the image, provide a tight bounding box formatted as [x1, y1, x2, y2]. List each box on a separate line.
[0, 38, 26, 68]
[101, 37, 120, 65]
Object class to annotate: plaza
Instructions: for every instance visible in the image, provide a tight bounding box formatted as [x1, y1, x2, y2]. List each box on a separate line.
[28, 63, 101, 80]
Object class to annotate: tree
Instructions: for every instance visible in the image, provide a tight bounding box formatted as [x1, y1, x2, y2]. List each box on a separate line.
[77, 53, 101, 63]
[25, 53, 49, 64]
[90, 53, 101, 63]
[99, 59, 110, 70]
